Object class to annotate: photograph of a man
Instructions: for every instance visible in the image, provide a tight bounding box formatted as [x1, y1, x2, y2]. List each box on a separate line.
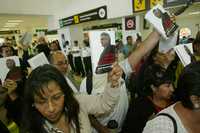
[0, 56, 20, 83]
[153, 8, 177, 37]
[95, 32, 116, 74]
[6, 59, 16, 70]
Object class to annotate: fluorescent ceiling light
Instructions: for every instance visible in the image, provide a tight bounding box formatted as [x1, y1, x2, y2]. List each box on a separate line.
[7, 20, 24, 23]
[0, 38, 5, 43]
[4, 22, 19, 27]
[0, 28, 10, 31]
[5, 22, 19, 25]
[188, 11, 200, 15]
[4, 25, 15, 28]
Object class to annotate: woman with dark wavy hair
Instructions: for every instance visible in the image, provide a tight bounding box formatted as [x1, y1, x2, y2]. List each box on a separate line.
[143, 61, 200, 133]
[22, 64, 122, 133]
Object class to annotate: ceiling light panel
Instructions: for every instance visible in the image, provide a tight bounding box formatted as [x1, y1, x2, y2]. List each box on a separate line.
[7, 20, 24, 23]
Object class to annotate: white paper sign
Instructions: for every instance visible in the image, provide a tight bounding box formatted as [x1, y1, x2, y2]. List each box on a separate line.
[174, 43, 193, 67]
[28, 52, 49, 69]
[19, 32, 32, 45]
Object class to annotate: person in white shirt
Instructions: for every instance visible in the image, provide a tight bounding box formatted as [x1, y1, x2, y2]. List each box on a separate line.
[49, 51, 79, 93]
[62, 41, 70, 56]
[81, 40, 92, 75]
[71, 40, 85, 77]
[63, 41, 76, 73]
[80, 73, 129, 133]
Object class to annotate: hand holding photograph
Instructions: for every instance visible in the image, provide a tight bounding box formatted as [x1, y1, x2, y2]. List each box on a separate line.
[145, 4, 179, 39]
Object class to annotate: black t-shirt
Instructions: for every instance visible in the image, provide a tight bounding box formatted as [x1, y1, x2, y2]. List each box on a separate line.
[121, 97, 157, 133]
[36, 43, 50, 57]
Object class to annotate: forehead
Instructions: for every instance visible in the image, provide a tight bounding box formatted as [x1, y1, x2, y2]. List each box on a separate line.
[51, 43, 57, 46]
[6, 59, 14, 63]
[53, 53, 66, 62]
[158, 82, 171, 88]
[101, 35, 109, 39]
[2, 47, 11, 51]
[35, 81, 62, 98]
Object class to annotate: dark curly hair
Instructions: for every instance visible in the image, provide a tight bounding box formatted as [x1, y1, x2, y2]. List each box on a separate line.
[176, 61, 200, 109]
[143, 64, 173, 96]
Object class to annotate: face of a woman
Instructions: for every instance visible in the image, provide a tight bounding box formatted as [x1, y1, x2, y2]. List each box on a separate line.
[50, 43, 59, 51]
[155, 83, 174, 100]
[2, 47, 13, 57]
[101, 35, 110, 47]
[34, 81, 65, 123]
[153, 51, 175, 69]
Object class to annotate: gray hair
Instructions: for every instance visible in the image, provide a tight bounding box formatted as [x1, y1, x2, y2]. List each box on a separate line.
[48, 50, 66, 64]
[101, 32, 111, 44]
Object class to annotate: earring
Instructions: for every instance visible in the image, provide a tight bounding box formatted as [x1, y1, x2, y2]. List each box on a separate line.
[32, 104, 35, 107]
[150, 85, 156, 92]
[65, 107, 68, 112]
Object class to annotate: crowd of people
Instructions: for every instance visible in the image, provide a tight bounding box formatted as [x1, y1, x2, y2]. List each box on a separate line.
[0, 28, 200, 133]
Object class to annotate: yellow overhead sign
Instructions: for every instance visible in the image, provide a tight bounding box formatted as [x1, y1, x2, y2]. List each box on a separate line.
[133, 0, 146, 12]
[150, 0, 164, 8]
[73, 15, 80, 24]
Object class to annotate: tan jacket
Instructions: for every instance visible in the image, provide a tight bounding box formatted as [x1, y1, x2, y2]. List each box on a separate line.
[70, 83, 120, 133]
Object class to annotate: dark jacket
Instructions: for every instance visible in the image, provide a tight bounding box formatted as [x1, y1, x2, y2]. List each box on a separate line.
[121, 97, 158, 133]
[0, 120, 9, 133]
[36, 43, 50, 57]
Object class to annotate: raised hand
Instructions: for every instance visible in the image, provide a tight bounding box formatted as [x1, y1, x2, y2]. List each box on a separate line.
[3, 79, 17, 94]
[108, 62, 123, 88]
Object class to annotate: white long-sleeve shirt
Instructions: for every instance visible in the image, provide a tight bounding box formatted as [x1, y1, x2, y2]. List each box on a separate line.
[44, 82, 120, 133]
[80, 74, 128, 133]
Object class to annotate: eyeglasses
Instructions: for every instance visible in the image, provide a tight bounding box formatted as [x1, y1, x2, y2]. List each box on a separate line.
[34, 92, 65, 108]
[54, 60, 68, 66]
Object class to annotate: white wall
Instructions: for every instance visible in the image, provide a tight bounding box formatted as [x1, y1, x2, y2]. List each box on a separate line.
[52, 0, 133, 30]
[0, 0, 132, 18]
[0, 0, 60, 15]
[176, 15, 200, 38]
[139, 14, 153, 40]
[57, 0, 132, 19]
[48, 16, 59, 31]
